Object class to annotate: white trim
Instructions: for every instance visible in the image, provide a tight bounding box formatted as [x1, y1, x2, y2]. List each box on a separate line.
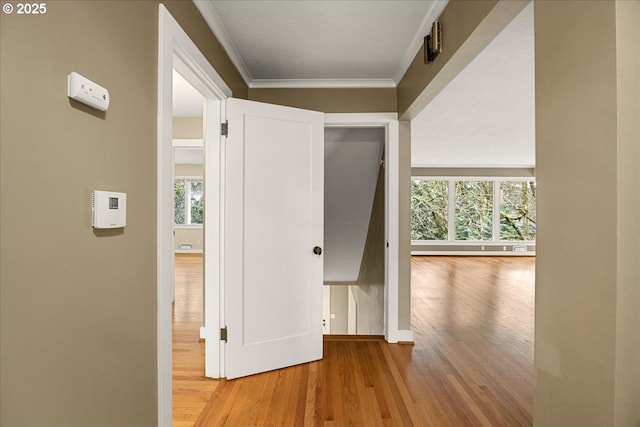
[174, 224, 204, 230]
[175, 175, 204, 180]
[412, 251, 536, 256]
[389, 329, 414, 343]
[175, 249, 204, 254]
[200, 326, 206, 340]
[250, 79, 397, 89]
[448, 179, 455, 241]
[203, 98, 224, 380]
[413, 175, 535, 181]
[324, 113, 401, 344]
[158, 5, 230, 425]
[347, 286, 357, 335]
[325, 113, 398, 126]
[412, 163, 536, 169]
[322, 286, 331, 335]
[192, 0, 253, 85]
[411, 240, 536, 246]
[173, 138, 203, 147]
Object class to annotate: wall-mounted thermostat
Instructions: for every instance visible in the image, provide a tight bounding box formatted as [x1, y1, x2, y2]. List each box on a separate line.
[91, 190, 126, 229]
[68, 72, 110, 111]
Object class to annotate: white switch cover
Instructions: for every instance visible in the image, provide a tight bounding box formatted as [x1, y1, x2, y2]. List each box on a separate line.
[68, 72, 110, 111]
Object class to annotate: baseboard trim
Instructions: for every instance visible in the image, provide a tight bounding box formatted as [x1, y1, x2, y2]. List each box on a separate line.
[324, 334, 385, 341]
[387, 329, 414, 344]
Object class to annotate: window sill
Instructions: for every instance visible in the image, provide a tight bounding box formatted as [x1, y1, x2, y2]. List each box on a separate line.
[174, 224, 203, 230]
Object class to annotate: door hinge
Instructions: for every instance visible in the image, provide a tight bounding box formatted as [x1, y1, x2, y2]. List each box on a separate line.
[221, 121, 228, 137]
[220, 327, 228, 342]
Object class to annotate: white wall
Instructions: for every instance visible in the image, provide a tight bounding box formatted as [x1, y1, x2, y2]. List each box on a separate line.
[324, 127, 384, 282]
[411, 3, 535, 168]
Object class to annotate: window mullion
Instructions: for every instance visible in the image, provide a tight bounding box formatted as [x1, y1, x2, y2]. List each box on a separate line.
[448, 178, 456, 241]
[493, 178, 501, 242]
[186, 179, 192, 225]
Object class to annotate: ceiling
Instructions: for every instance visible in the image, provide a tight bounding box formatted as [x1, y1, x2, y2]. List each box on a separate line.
[411, 3, 535, 168]
[173, 70, 203, 117]
[194, 0, 448, 87]
[175, 1, 535, 169]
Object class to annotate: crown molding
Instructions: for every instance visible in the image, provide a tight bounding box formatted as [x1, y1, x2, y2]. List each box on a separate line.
[393, 0, 449, 83]
[249, 79, 397, 89]
[194, 0, 449, 90]
[193, 0, 253, 86]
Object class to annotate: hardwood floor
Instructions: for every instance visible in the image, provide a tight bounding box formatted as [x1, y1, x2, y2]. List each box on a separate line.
[406, 256, 534, 426]
[173, 254, 218, 427]
[173, 254, 534, 426]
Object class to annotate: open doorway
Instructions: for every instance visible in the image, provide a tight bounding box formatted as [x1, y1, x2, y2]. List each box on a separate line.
[407, 3, 536, 423]
[171, 69, 216, 422]
[158, 6, 232, 423]
[323, 127, 386, 335]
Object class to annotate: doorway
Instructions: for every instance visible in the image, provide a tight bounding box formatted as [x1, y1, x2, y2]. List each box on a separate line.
[158, 5, 231, 424]
[323, 126, 386, 335]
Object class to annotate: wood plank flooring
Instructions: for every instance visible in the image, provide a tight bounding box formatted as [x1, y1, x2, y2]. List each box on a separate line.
[173, 255, 534, 426]
[172, 254, 218, 427]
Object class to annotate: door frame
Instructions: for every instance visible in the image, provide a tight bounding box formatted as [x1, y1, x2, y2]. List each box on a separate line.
[157, 5, 231, 425]
[324, 114, 405, 343]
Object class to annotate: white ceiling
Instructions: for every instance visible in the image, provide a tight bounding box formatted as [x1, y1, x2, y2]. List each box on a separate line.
[177, 1, 535, 169]
[411, 3, 535, 168]
[194, 0, 448, 87]
[173, 69, 203, 117]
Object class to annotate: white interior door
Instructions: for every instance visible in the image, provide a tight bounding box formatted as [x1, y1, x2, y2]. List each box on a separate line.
[224, 98, 324, 379]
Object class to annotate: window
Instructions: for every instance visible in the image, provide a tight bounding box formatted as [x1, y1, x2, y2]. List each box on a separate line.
[455, 181, 493, 240]
[411, 177, 536, 243]
[500, 181, 536, 241]
[174, 178, 203, 225]
[411, 180, 448, 240]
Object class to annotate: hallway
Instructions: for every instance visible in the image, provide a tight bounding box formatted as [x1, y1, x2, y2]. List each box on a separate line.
[172, 255, 534, 426]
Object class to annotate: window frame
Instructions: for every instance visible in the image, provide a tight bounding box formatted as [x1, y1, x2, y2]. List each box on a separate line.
[174, 175, 204, 229]
[411, 176, 536, 245]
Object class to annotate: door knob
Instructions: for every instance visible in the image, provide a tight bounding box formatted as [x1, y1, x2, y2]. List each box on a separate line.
[313, 246, 322, 255]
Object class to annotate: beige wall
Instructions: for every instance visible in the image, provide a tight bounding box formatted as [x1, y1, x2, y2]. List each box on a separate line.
[0, 1, 245, 425]
[398, 2, 638, 424]
[397, 120, 412, 330]
[173, 116, 203, 139]
[175, 163, 203, 177]
[398, 0, 497, 117]
[249, 88, 397, 113]
[614, 1, 640, 425]
[329, 286, 349, 334]
[533, 1, 639, 425]
[174, 228, 203, 252]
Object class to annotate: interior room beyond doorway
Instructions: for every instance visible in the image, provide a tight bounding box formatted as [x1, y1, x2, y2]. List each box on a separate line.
[323, 127, 386, 336]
